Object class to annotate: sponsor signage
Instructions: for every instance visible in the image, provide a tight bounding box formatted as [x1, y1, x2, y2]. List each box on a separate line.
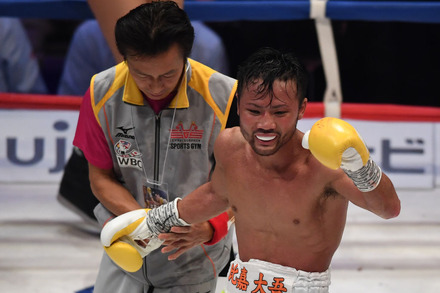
[0, 110, 77, 183]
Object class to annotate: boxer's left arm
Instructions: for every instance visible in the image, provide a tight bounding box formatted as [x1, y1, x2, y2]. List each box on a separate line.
[303, 117, 401, 219]
[108, 167, 230, 261]
[104, 172, 231, 263]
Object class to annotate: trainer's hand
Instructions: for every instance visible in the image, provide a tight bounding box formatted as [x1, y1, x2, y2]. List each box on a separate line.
[100, 209, 163, 272]
[158, 222, 213, 260]
[302, 117, 382, 192]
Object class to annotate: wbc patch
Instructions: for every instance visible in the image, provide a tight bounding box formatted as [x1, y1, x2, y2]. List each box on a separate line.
[169, 121, 204, 150]
[114, 139, 143, 170]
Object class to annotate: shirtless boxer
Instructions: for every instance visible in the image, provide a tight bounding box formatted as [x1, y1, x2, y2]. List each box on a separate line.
[102, 47, 401, 292]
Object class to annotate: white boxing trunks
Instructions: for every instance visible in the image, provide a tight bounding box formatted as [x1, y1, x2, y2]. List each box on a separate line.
[224, 258, 331, 293]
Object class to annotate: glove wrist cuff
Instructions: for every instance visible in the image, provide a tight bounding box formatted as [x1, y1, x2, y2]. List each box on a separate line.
[343, 158, 382, 192]
[145, 198, 189, 236]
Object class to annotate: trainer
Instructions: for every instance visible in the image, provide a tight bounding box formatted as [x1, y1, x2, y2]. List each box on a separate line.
[73, 2, 237, 292]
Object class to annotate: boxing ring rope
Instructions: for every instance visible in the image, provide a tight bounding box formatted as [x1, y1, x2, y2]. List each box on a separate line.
[0, 93, 82, 111]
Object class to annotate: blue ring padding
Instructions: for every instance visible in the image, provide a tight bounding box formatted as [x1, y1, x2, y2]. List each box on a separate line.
[0, 0, 440, 23]
[184, 1, 310, 21]
[0, 0, 95, 19]
[326, 1, 440, 23]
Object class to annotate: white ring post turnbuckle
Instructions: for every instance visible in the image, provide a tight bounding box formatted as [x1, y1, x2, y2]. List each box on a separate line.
[310, 0, 342, 118]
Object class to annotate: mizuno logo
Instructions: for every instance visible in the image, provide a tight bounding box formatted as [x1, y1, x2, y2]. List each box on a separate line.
[116, 126, 135, 134]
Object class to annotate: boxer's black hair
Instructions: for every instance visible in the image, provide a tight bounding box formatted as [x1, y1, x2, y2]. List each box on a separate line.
[236, 47, 308, 105]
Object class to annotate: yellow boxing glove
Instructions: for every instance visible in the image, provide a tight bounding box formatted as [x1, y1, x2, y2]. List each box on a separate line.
[100, 198, 189, 272]
[302, 117, 382, 192]
[100, 209, 164, 272]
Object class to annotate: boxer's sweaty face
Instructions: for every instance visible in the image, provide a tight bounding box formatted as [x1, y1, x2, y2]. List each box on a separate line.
[126, 43, 185, 101]
[238, 79, 303, 156]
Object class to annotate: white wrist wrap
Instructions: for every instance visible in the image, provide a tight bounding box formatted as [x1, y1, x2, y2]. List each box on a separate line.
[145, 198, 189, 236]
[342, 158, 382, 192]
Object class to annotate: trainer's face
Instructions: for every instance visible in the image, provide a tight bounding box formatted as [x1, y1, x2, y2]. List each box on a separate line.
[238, 79, 306, 156]
[126, 43, 185, 101]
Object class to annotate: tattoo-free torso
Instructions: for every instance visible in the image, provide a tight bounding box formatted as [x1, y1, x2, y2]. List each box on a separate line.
[222, 128, 349, 273]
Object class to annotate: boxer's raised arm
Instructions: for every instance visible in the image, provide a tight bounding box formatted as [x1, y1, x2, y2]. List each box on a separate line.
[303, 117, 401, 219]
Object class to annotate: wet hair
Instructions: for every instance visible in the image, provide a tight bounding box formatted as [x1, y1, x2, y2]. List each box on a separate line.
[115, 1, 194, 60]
[236, 47, 308, 105]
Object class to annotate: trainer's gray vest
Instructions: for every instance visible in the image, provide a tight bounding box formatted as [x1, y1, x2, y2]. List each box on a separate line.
[91, 59, 237, 288]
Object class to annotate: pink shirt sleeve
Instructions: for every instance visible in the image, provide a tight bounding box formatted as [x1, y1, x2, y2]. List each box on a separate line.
[73, 88, 113, 170]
